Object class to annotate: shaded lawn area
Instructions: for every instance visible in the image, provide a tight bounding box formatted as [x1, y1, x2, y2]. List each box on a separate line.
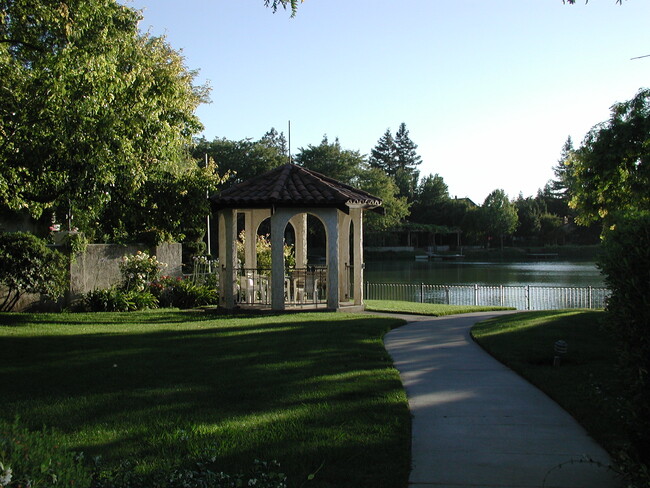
[0, 310, 410, 488]
[471, 310, 630, 457]
[365, 299, 513, 316]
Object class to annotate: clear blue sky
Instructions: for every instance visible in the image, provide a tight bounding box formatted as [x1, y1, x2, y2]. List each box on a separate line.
[123, 0, 650, 204]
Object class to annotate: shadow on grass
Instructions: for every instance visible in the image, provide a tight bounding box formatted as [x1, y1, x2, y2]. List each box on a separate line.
[0, 312, 410, 488]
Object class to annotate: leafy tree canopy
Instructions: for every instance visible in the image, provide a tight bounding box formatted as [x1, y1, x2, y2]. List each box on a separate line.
[0, 0, 209, 240]
[480, 189, 519, 248]
[294, 135, 363, 185]
[567, 88, 650, 226]
[192, 131, 287, 187]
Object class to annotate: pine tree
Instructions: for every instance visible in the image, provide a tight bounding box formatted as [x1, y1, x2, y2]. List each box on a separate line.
[395, 122, 422, 173]
[369, 129, 399, 176]
[551, 135, 574, 197]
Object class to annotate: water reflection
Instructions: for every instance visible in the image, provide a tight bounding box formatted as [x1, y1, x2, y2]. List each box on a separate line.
[365, 260, 604, 288]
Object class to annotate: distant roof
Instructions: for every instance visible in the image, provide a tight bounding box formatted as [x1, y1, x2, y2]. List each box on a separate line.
[211, 163, 383, 214]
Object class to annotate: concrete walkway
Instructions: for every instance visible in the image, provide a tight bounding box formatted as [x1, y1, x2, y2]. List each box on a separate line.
[383, 312, 620, 488]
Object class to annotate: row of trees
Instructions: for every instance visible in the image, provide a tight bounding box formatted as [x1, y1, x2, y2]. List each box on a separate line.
[0, 0, 624, 251]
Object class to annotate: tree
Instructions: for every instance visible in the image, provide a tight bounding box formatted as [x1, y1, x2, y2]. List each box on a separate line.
[394, 123, 422, 200]
[192, 134, 286, 187]
[551, 136, 575, 199]
[369, 129, 399, 176]
[264, 0, 303, 16]
[0, 0, 208, 240]
[260, 127, 289, 158]
[567, 88, 650, 226]
[369, 123, 422, 201]
[514, 194, 542, 243]
[294, 135, 363, 184]
[356, 167, 410, 233]
[410, 173, 449, 225]
[480, 190, 518, 249]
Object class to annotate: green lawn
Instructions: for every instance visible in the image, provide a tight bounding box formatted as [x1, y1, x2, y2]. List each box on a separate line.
[365, 299, 513, 316]
[471, 310, 630, 457]
[0, 310, 410, 488]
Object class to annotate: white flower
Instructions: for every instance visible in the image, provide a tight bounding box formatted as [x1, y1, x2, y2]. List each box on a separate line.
[0, 462, 12, 486]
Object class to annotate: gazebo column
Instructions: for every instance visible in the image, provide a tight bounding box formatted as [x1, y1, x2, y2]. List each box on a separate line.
[218, 208, 238, 309]
[243, 208, 272, 270]
[243, 210, 254, 270]
[289, 213, 307, 268]
[351, 207, 364, 306]
[338, 211, 351, 301]
[270, 209, 292, 311]
[320, 208, 340, 310]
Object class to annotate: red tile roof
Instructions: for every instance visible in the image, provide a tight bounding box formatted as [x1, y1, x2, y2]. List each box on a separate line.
[211, 163, 383, 213]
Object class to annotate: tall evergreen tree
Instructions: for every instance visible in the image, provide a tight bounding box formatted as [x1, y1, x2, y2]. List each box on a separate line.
[369, 123, 422, 201]
[260, 127, 289, 160]
[368, 129, 399, 176]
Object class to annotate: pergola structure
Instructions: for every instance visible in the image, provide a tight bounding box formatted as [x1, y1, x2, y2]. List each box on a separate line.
[210, 163, 383, 311]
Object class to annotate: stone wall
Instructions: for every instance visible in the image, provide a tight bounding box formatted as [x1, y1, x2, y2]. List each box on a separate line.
[3, 242, 182, 311]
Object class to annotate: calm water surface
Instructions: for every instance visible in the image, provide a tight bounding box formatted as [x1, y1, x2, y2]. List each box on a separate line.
[365, 260, 605, 288]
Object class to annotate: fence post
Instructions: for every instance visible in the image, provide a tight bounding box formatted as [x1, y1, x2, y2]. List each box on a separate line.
[526, 285, 530, 310]
[420, 283, 424, 303]
[474, 284, 479, 306]
[588, 286, 593, 309]
[446, 286, 450, 305]
[500, 285, 504, 307]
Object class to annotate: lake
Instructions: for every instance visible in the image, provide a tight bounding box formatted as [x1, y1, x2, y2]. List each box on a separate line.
[364, 260, 605, 288]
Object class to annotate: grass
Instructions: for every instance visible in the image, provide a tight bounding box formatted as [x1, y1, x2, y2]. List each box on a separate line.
[471, 310, 630, 457]
[365, 299, 513, 316]
[0, 309, 410, 488]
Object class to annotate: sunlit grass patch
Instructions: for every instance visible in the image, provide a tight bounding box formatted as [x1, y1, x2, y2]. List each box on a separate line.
[0, 310, 410, 487]
[365, 299, 513, 316]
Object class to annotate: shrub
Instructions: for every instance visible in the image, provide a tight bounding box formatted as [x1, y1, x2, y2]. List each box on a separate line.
[83, 287, 159, 312]
[598, 211, 650, 473]
[0, 418, 92, 488]
[151, 276, 218, 309]
[0, 232, 68, 311]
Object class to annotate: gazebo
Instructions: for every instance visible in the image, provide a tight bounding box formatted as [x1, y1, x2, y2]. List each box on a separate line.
[210, 163, 383, 311]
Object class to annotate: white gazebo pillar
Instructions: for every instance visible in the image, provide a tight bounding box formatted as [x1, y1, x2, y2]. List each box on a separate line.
[270, 209, 293, 310]
[217, 208, 238, 308]
[320, 208, 340, 310]
[242, 209, 272, 270]
[289, 213, 307, 268]
[338, 211, 352, 301]
[351, 207, 364, 306]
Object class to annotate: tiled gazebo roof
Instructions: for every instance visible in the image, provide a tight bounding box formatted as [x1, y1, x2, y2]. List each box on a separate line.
[211, 163, 383, 213]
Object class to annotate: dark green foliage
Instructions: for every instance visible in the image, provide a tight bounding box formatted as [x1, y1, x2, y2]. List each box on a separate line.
[193, 134, 287, 188]
[82, 288, 159, 312]
[0, 418, 92, 488]
[0, 232, 68, 311]
[598, 211, 650, 465]
[151, 277, 218, 309]
[369, 123, 422, 201]
[294, 135, 363, 184]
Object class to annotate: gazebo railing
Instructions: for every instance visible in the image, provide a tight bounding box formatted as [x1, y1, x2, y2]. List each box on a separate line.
[235, 267, 328, 305]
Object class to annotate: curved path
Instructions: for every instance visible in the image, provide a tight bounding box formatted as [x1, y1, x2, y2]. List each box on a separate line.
[383, 311, 620, 488]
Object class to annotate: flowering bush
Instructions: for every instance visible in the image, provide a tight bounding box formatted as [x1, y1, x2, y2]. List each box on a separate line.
[119, 251, 167, 292]
[236, 232, 295, 273]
